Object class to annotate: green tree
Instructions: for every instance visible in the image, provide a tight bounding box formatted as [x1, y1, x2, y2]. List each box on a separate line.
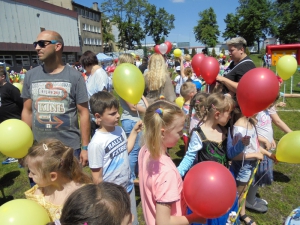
[236, 0, 276, 52]
[101, 0, 147, 50]
[184, 48, 189, 54]
[245, 47, 250, 55]
[273, 0, 300, 43]
[191, 48, 196, 57]
[222, 13, 240, 40]
[194, 7, 220, 47]
[102, 14, 115, 52]
[221, 48, 225, 55]
[211, 48, 217, 57]
[144, 4, 175, 44]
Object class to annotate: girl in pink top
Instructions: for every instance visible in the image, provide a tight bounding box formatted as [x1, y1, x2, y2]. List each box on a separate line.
[138, 100, 206, 225]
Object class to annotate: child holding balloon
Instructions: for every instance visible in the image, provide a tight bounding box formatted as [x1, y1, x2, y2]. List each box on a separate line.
[177, 93, 245, 225]
[230, 112, 264, 225]
[138, 100, 206, 225]
[24, 139, 91, 221]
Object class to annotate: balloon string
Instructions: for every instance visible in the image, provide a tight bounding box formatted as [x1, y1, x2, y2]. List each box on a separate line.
[135, 104, 140, 119]
[207, 85, 210, 93]
[283, 81, 286, 103]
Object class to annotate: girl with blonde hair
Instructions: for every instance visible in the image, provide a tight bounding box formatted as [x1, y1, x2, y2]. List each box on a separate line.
[144, 53, 176, 104]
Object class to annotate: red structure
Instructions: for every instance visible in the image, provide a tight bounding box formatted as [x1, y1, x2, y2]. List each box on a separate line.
[266, 44, 300, 65]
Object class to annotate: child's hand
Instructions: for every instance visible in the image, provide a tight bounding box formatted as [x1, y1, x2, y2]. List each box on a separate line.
[241, 136, 250, 146]
[268, 153, 278, 164]
[271, 139, 276, 149]
[133, 120, 143, 133]
[264, 140, 271, 150]
[256, 152, 264, 161]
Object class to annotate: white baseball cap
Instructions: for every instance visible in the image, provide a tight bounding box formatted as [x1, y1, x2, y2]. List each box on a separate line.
[176, 66, 181, 71]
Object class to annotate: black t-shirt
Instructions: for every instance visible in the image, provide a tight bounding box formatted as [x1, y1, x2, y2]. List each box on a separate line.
[139, 63, 148, 74]
[174, 61, 180, 68]
[223, 56, 255, 82]
[0, 82, 23, 123]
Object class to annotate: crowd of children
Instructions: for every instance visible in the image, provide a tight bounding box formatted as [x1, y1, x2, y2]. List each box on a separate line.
[15, 50, 293, 225]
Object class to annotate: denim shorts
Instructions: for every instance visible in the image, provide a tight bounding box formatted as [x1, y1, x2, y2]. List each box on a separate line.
[230, 160, 257, 185]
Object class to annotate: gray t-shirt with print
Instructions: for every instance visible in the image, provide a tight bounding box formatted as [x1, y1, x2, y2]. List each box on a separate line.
[21, 65, 88, 150]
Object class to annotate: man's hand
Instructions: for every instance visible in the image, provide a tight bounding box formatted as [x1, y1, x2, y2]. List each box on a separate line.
[80, 150, 88, 167]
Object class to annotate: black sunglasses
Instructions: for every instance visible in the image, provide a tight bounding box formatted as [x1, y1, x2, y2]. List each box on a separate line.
[33, 40, 58, 48]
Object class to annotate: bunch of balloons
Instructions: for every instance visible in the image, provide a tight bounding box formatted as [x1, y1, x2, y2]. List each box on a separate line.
[112, 63, 145, 104]
[154, 41, 173, 55]
[276, 55, 298, 80]
[183, 161, 236, 218]
[0, 119, 33, 158]
[191, 53, 219, 85]
[236, 68, 279, 117]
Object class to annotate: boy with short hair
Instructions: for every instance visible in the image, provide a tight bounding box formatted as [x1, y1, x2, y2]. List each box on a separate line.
[88, 91, 142, 225]
[180, 82, 197, 149]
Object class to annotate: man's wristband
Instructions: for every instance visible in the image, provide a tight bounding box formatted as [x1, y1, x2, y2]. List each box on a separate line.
[81, 145, 88, 151]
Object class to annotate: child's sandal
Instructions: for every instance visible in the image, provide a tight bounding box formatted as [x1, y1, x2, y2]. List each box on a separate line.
[240, 214, 255, 225]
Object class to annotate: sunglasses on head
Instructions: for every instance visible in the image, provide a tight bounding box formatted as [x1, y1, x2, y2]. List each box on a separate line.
[33, 40, 58, 48]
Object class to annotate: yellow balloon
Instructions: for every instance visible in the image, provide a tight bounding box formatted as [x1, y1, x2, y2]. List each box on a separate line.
[0, 119, 33, 158]
[13, 83, 23, 93]
[276, 55, 298, 80]
[220, 53, 224, 57]
[0, 199, 50, 225]
[173, 49, 182, 57]
[175, 96, 184, 108]
[113, 63, 145, 104]
[276, 131, 300, 163]
[6, 66, 10, 71]
[131, 52, 136, 58]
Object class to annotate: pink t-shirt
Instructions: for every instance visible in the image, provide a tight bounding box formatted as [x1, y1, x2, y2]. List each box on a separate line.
[138, 146, 185, 225]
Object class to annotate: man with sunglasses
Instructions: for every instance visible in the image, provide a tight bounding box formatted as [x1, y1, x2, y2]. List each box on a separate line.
[21, 30, 90, 166]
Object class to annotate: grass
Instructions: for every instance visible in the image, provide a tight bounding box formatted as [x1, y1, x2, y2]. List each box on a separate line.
[1, 55, 300, 224]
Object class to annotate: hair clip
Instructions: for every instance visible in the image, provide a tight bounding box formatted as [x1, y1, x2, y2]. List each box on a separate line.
[159, 95, 165, 100]
[195, 100, 200, 103]
[84, 223, 88, 225]
[155, 108, 163, 115]
[211, 104, 217, 110]
[54, 220, 61, 225]
[43, 143, 48, 151]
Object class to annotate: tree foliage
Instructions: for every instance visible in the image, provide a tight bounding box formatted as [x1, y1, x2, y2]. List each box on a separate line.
[100, 0, 175, 50]
[144, 4, 175, 44]
[273, 0, 300, 43]
[223, 0, 276, 52]
[191, 48, 196, 57]
[194, 7, 220, 47]
[102, 14, 115, 52]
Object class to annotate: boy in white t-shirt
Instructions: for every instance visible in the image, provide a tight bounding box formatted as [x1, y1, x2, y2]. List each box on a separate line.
[88, 91, 143, 225]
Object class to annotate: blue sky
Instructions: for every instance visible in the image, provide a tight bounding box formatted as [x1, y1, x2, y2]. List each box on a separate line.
[75, 0, 240, 47]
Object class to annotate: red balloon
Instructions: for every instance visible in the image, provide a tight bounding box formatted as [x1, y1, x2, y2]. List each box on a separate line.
[154, 45, 160, 54]
[200, 57, 220, 84]
[222, 55, 226, 59]
[237, 68, 279, 117]
[183, 161, 236, 218]
[191, 53, 205, 77]
[165, 41, 172, 54]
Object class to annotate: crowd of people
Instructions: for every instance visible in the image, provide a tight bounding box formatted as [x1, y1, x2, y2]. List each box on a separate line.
[0, 31, 296, 225]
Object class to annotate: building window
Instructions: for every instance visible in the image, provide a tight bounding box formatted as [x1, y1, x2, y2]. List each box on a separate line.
[98, 27, 101, 33]
[84, 38, 88, 45]
[68, 55, 75, 63]
[74, 7, 78, 13]
[82, 23, 86, 30]
[81, 8, 84, 16]
[31, 55, 41, 66]
[0, 55, 14, 67]
[85, 10, 88, 17]
[62, 55, 66, 64]
[95, 14, 99, 21]
[16, 55, 30, 67]
[89, 12, 93, 19]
